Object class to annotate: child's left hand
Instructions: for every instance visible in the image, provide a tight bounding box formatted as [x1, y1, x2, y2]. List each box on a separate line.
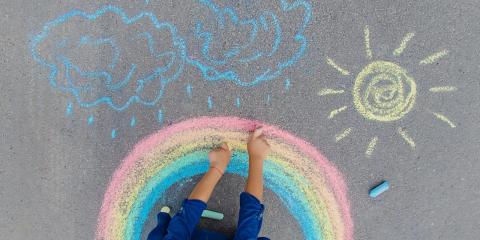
[208, 143, 232, 174]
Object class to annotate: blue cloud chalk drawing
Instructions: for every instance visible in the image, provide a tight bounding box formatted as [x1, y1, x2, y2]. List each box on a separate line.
[30, 5, 186, 111]
[187, 0, 311, 87]
[30, 3, 310, 138]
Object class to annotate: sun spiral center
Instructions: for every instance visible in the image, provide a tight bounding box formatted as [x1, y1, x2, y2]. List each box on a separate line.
[353, 61, 416, 122]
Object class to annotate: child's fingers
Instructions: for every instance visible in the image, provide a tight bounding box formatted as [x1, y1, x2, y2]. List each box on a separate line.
[248, 127, 261, 141]
[220, 142, 231, 151]
[257, 132, 268, 140]
[259, 136, 270, 147]
[262, 138, 270, 146]
[252, 128, 264, 139]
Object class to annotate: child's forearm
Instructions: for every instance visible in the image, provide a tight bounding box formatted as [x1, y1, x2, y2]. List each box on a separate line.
[188, 168, 223, 203]
[245, 156, 264, 202]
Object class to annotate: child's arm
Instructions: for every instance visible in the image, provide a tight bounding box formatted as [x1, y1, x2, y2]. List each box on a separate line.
[189, 143, 231, 202]
[233, 129, 271, 240]
[245, 129, 270, 202]
[163, 143, 231, 239]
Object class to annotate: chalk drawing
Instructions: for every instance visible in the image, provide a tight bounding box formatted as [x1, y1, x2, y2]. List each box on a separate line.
[335, 128, 353, 143]
[236, 97, 241, 108]
[365, 137, 378, 158]
[328, 106, 348, 119]
[87, 115, 94, 125]
[353, 61, 417, 122]
[130, 116, 137, 128]
[111, 129, 117, 139]
[284, 78, 291, 91]
[326, 57, 350, 76]
[30, 3, 311, 138]
[30, 5, 186, 112]
[187, 0, 311, 86]
[65, 102, 73, 116]
[419, 49, 449, 65]
[322, 25, 457, 157]
[157, 109, 163, 125]
[207, 96, 213, 110]
[431, 111, 456, 128]
[95, 117, 353, 240]
[393, 32, 415, 56]
[186, 84, 193, 98]
[363, 25, 373, 60]
[398, 127, 415, 149]
[318, 88, 345, 96]
[429, 86, 457, 93]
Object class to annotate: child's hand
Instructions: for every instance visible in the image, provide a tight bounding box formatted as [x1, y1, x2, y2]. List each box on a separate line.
[247, 128, 271, 161]
[208, 143, 232, 174]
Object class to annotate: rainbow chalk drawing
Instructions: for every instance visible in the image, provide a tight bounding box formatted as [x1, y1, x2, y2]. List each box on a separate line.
[322, 25, 457, 157]
[96, 117, 353, 240]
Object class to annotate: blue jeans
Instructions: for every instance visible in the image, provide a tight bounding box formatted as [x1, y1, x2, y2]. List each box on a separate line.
[147, 192, 269, 240]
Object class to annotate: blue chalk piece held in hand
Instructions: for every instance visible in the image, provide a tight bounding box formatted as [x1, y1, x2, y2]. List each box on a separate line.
[369, 180, 389, 198]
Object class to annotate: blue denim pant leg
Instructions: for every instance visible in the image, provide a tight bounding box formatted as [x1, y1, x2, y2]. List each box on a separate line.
[163, 199, 207, 240]
[148, 199, 229, 240]
[233, 192, 269, 240]
[147, 212, 171, 240]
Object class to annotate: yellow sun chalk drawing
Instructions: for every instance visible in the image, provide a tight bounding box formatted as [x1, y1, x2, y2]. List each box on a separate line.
[393, 32, 415, 56]
[326, 57, 351, 76]
[335, 128, 353, 142]
[432, 112, 456, 128]
[398, 127, 415, 149]
[353, 61, 417, 122]
[328, 106, 348, 119]
[364, 25, 373, 59]
[365, 137, 378, 157]
[429, 86, 457, 93]
[324, 25, 457, 157]
[419, 49, 449, 65]
[318, 88, 345, 96]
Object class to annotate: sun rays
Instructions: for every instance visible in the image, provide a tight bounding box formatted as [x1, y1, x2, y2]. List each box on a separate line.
[419, 49, 449, 65]
[429, 86, 457, 93]
[393, 32, 415, 56]
[326, 57, 351, 76]
[322, 25, 457, 157]
[318, 88, 345, 96]
[364, 25, 373, 60]
[335, 127, 353, 142]
[328, 106, 348, 119]
[397, 127, 416, 149]
[431, 111, 456, 128]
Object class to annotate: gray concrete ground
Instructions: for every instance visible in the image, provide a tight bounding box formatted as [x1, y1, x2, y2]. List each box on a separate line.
[1, 0, 480, 239]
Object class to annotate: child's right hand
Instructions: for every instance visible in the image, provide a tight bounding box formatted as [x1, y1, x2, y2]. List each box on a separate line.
[208, 143, 232, 174]
[247, 128, 271, 161]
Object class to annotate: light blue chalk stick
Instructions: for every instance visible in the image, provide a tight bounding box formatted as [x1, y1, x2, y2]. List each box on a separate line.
[201, 209, 224, 220]
[369, 180, 389, 198]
